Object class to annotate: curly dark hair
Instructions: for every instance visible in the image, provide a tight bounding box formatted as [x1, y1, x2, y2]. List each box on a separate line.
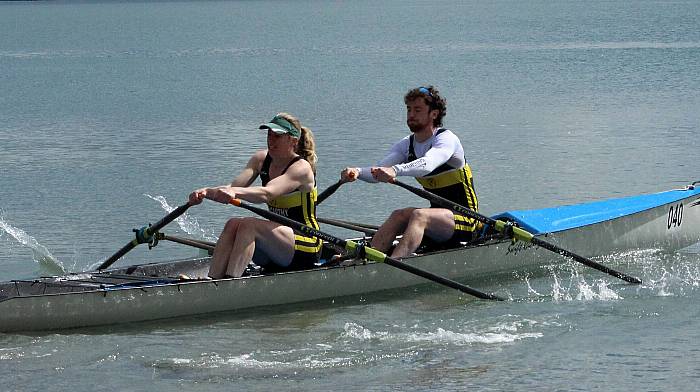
[404, 85, 447, 127]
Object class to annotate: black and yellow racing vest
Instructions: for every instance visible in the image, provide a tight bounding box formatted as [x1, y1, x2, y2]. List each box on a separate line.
[260, 154, 322, 253]
[408, 128, 479, 233]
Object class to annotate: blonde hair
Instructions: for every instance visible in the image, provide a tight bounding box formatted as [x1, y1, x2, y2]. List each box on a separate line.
[277, 112, 317, 174]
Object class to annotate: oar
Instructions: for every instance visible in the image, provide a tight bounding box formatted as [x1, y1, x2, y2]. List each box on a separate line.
[317, 217, 378, 235]
[158, 234, 215, 253]
[229, 198, 504, 301]
[317, 172, 356, 205]
[317, 179, 346, 205]
[391, 180, 642, 285]
[96, 202, 193, 270]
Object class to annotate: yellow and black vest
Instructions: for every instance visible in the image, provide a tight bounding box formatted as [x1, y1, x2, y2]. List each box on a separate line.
[408, 128, 480, 233]
[260, 154, 322, 254]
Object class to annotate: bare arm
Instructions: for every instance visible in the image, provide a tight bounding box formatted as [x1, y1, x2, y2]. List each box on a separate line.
[230, 150, 265, 187]
[231, 159, 313, 204]
[188, 150, 266, 205]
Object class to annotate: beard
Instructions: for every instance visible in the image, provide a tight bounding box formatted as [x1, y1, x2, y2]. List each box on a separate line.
[407, 120, 427, 133]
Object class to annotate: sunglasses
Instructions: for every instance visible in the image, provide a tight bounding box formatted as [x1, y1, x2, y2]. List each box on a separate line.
[418, 86, 438, 108]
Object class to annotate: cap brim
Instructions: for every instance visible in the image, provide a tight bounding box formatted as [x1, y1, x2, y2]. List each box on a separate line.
[259, 123, 288, 134]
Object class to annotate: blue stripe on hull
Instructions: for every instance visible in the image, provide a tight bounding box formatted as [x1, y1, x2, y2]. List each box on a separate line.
[492, 187, 700, 235]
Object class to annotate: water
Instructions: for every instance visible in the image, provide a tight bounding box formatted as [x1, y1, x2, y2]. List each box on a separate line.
[1, 0, 699, 389]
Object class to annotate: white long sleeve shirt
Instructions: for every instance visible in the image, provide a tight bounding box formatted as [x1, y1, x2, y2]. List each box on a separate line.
[358, 129, 465, 182]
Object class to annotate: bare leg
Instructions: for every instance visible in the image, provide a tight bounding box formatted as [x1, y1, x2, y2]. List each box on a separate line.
[209, 217, 242, 278]
[370, 208, 415, 253]
[209, 217, 296, 278]
[391, 208, 456, 258]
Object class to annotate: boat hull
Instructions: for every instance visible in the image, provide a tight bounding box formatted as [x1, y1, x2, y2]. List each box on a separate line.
[2, 185, 699, 332]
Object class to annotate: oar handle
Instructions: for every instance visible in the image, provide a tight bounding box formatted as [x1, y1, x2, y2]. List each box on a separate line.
[229, 198, 503, 301]
[96, 202, 193, 270]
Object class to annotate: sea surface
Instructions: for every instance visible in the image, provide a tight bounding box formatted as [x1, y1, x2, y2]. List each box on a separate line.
[1, 0, 700, 390]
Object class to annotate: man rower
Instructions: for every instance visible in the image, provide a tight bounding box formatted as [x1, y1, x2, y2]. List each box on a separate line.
[340, 86, 479, 258]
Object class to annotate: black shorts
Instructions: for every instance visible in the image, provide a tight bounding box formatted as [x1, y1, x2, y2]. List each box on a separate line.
[261, 249, 321, 273]
[419, 214, 481, 251]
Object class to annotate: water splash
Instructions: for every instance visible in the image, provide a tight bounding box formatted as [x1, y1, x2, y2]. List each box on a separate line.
[0, 215, 66, 275]
[341, 322, 541, 345]
[542, 266, 622, 302]
[144, 194, 217, 241]
[613, 248, 700, 297]
[152, 350, 410, 374]
[538, 247, 700, 301]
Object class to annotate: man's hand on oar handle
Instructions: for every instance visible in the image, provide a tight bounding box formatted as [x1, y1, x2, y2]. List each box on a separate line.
[370, 166, 396, 183]
[340, 168, 359, 183]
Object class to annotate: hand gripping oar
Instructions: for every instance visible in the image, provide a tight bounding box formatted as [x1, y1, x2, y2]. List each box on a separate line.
[391, 180, 642, 285]
[229, 198, 504, 301]
[96, 202, 193, 270]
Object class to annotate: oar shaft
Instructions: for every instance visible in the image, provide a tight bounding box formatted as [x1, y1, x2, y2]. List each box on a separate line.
[381, 257, 503, 300]
[230, 199, 503, 300]
[160, 234, 215, 252]
[530, 237, 641, 284]
[317, 173, 355, 205]
[96, 202, 192, 270]
[392, 180, 642, 285]
[317, 180, 345, 205]
[393, 180, 494, 226]
[317, 217, 378, 235]
[97, 242, 138, 271]
[231, 199, 348, 248]
[148, 203, 193, 233]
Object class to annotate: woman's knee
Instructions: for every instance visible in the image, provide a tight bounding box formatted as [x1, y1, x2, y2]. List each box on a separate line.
[235, 217, 262, 236]
[223, 217, 258, 236]
[222, 217, 241, 234]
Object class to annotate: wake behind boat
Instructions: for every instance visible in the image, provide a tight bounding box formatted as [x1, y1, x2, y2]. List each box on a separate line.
[1, 182, 699, 333]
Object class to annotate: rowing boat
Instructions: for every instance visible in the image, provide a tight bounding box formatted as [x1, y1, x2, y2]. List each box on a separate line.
[1, 182, 699, 332]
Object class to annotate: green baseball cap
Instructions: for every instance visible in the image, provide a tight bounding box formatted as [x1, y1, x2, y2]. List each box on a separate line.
[259, 115, 301, 138]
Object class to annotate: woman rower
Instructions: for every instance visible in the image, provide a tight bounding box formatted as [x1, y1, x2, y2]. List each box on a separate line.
[188, 113, 321, 278]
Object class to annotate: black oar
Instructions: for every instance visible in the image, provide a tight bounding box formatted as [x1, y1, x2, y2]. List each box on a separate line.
[96, 203, 193, 270]
[317, 179, 346, 205]
[158, 234, 215, 253]
[229, 198, 504, 301]
[317, 172, 357, 205]
[317, 217, 378, 235]
[392, 180, 642, 285]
